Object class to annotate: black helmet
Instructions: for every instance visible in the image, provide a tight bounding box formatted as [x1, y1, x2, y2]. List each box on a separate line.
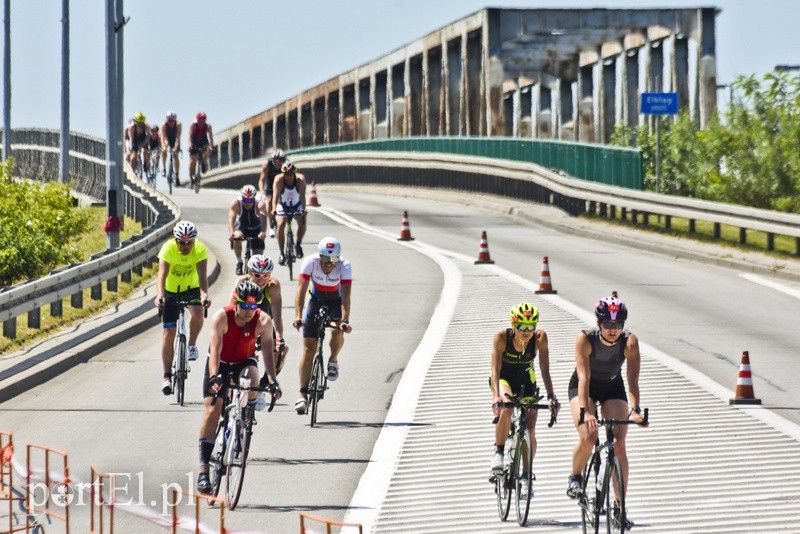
[234, 280, 263, 305]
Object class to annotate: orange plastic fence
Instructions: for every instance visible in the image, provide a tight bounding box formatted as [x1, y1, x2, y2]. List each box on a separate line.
[1, 431, 26, 533]
[170, 487, 226, 534]
[26, 443, 70, 534]
[90, 465, 115, 534]
[299, 512, 363, 534]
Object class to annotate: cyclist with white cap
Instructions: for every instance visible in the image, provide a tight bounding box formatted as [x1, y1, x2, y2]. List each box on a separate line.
[291, 237, 352, 414]
[154, 220, 212, 395]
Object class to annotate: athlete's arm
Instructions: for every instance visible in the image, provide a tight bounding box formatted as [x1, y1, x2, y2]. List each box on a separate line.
[258, 163, 269, 197]
[196, 259, 210, 306]
[625, 333, 645, 423]
[269, 280, 284, 338]
[271, 174, 284, 214]
[536, 330, 555, 399]
[575, 331, 595, 428]
[154, 259, 169, 307]
[491, 330, 505, 417]
[293, 276, 310, 329]
[228, 199, 239, 237]
[207, 309, 227, 393]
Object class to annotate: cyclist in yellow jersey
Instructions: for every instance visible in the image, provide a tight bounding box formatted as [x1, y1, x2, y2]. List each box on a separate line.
[229, 254, 288, 410]
[490, 303, 559, 476]
[154, 221, 212, 395]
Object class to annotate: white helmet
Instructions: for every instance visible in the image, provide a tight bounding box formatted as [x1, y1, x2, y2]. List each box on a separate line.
[247, 254, 274, 275]
[317, 237, 341, 261]
[173, 220, 197, 240]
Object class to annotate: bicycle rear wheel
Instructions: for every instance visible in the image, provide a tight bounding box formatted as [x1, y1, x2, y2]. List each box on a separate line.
[514, 431, 533, 526]
[606, 457, 625, 533]
[225, 418, 249, 510]
[309, 355, 322, 427]
[175, 335, 187, 406]
[581, 453, 602, 534]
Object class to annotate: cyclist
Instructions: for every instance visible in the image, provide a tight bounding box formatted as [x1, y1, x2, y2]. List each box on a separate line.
[490, 303, 559, 476]
[292, 237, 352, 414]
[188, 112, 213, 181]
[566, 294, 646, 527]
[272, 161, 307, 265]
[197, 280, 282, 494]
[123, 112, 149, 176]
[229, 254, 288, 410]
[148, 125, 162, 177]
[258, 148, 286, 238]
[154, 221, 212, 395]
[228, 184, 268, 275]
[160, 111, 182, 184]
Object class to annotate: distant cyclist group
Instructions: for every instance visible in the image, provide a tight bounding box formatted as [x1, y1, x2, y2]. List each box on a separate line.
[152, 147, 352, 498]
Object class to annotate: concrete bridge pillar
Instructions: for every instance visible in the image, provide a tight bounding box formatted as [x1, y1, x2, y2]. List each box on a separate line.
[577, 58, 595, 143]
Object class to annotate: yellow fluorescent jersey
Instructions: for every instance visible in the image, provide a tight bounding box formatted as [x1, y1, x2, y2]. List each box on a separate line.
[158, 240, 209, 292]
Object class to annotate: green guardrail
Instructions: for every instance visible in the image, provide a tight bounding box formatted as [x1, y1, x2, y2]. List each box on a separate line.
[288, 137, 643, 190]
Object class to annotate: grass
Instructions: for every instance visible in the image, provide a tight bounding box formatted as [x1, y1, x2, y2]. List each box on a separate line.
[0, 207, 157, 355]
[582, 209, 800, 260]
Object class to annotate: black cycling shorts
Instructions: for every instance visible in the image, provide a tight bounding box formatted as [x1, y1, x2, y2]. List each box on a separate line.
[302, 296, 342, 339]
[161, 287, 202, 327]
[202, 356, 259, 398]
[189, 138, 209, 156]
[239, 228, 265, 251]
[567, 370, 627, 403]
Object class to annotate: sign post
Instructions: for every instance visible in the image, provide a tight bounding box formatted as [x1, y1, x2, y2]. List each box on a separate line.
[641, 92, 678, 194]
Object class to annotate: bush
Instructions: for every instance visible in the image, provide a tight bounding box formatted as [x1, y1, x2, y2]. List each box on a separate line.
[0, 158, 91, 286]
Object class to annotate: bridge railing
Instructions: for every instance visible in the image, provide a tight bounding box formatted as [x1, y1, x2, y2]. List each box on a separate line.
[202, 146, 800, 257]
[0, 129, 179, 339]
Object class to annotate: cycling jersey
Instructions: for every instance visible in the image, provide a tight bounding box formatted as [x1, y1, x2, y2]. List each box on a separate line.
[149, 135, 160, 151]
[158, 239, 209, 293]
[299, 254, 352, 302]
[263, 159, 281, 195]
[219, 305, 261, 364]
[164, 124, 178, 147]
[130, 125, 147, 150]
[276, 176, 302, 214]
[191, 121, 209, 144]
[567, 328, 630, 402]
[499, 328, 538, 384]
[234, 199, 262, 233]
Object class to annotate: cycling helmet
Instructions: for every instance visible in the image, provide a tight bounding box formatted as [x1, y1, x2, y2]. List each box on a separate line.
[318, 237, 341, 260]
[271, 148, 285, 162]
[196, 112, 207, 122]
[173, 220, 198, 240]
[240, 184, 258, 200]
[281, 161, 296, 174]
[234, 280, 263, 305]
[134, 112, 146, 123]
[167, 111, 177, 120]
[510, 302, 539, 326]
[595, 296, 628, 322]
[151, 125, 159, 132]
[247, 254, 274, 275]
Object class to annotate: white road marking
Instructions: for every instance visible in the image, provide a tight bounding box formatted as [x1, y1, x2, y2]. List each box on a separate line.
[739, 272, 800, 300]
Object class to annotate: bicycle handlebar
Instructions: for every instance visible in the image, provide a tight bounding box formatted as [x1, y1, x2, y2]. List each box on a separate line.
[492, 391, 558, 428]
[578, 406, 649, 426]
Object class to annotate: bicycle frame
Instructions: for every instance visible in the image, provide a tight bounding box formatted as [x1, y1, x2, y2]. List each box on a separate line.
[307, 305, 333, 427]
[280, 202, 298, 280]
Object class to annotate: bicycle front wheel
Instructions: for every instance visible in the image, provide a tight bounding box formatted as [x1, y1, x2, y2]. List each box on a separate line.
[581, 452, 602, 534]
[208, 419, 227, 501]
[286, 233, 295, 281]
[175, 335, 187, 406]
[225, 419, 250, 510]
[515, 431, 533, 526]
[606, 457, 625, 533]
[309, 355, 323, 427]
[496, 460, 512, 521]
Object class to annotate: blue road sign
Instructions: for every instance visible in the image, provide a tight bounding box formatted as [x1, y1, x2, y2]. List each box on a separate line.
[641, 92, 678, 115]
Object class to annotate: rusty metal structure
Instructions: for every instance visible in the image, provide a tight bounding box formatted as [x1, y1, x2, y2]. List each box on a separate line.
[213, 7, 717, 166]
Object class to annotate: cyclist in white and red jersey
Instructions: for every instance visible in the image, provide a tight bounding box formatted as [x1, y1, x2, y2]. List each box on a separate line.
[291, 237, 352, 414]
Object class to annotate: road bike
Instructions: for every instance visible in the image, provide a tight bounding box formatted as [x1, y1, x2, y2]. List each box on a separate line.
[165, 148, 180, 194]
[229, 235, 259, 275]
[492, 386, 557, 526]
[158, 289, 207, 406]
[279, 202, 299, 280]
[190, 146, 209, 194]
[147, 148, 160, 187]
[208, 372, 276, 510]
[577, 405, 649, 533]
[304, 305, 349, 427]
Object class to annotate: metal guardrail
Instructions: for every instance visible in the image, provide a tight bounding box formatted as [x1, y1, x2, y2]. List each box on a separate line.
[0, 130, 179, 338]
[202, 150, 800, 256]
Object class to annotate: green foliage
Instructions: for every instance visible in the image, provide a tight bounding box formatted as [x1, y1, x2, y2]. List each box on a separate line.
[0, 158, 91, 286]
[610, 71, 800, 213]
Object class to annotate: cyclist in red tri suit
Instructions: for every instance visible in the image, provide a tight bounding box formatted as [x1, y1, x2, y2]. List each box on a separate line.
[196, 280, 282, 494]
[188, 112, 213, 180]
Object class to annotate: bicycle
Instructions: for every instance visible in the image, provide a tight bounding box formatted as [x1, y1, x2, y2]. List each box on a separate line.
[303, 305, 349, 427]
[190, 146, 209, 194]
[577, 404, 649, 533]
[492, 386, 557, 526]
[158, 289, 208, 406]
[208, 372, 276, 510]
[165, 148, 180, 194]
[147, 149, 160, 187]
[278, 202, 299, 280]
[229, 235, 258, 275]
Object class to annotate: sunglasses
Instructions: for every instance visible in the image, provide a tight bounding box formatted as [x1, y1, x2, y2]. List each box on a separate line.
[515, 324, 536, 332]
[320, 255, 339, 264]
[601, 321, 624, 330]
[250, 272, 270, 280]
[242, 198, 255, 204]
[177, 239, 194, 246]
[238, 303, 259, 310]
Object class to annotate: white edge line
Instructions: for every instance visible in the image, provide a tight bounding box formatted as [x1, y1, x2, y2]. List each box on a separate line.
[740, 272, 800, 300]
[315, 207, 462, 532]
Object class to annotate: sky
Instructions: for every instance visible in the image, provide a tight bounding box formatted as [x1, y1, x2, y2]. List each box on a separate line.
[1, 0, 799, 139]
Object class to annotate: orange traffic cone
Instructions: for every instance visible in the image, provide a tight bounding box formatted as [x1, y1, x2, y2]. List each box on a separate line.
[398, 211, 415, 241]
[308, 180, 321, 207]
[729, 351, 761, 405]
[534, 256, 557, 294]
[474, 231, 494, 264]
